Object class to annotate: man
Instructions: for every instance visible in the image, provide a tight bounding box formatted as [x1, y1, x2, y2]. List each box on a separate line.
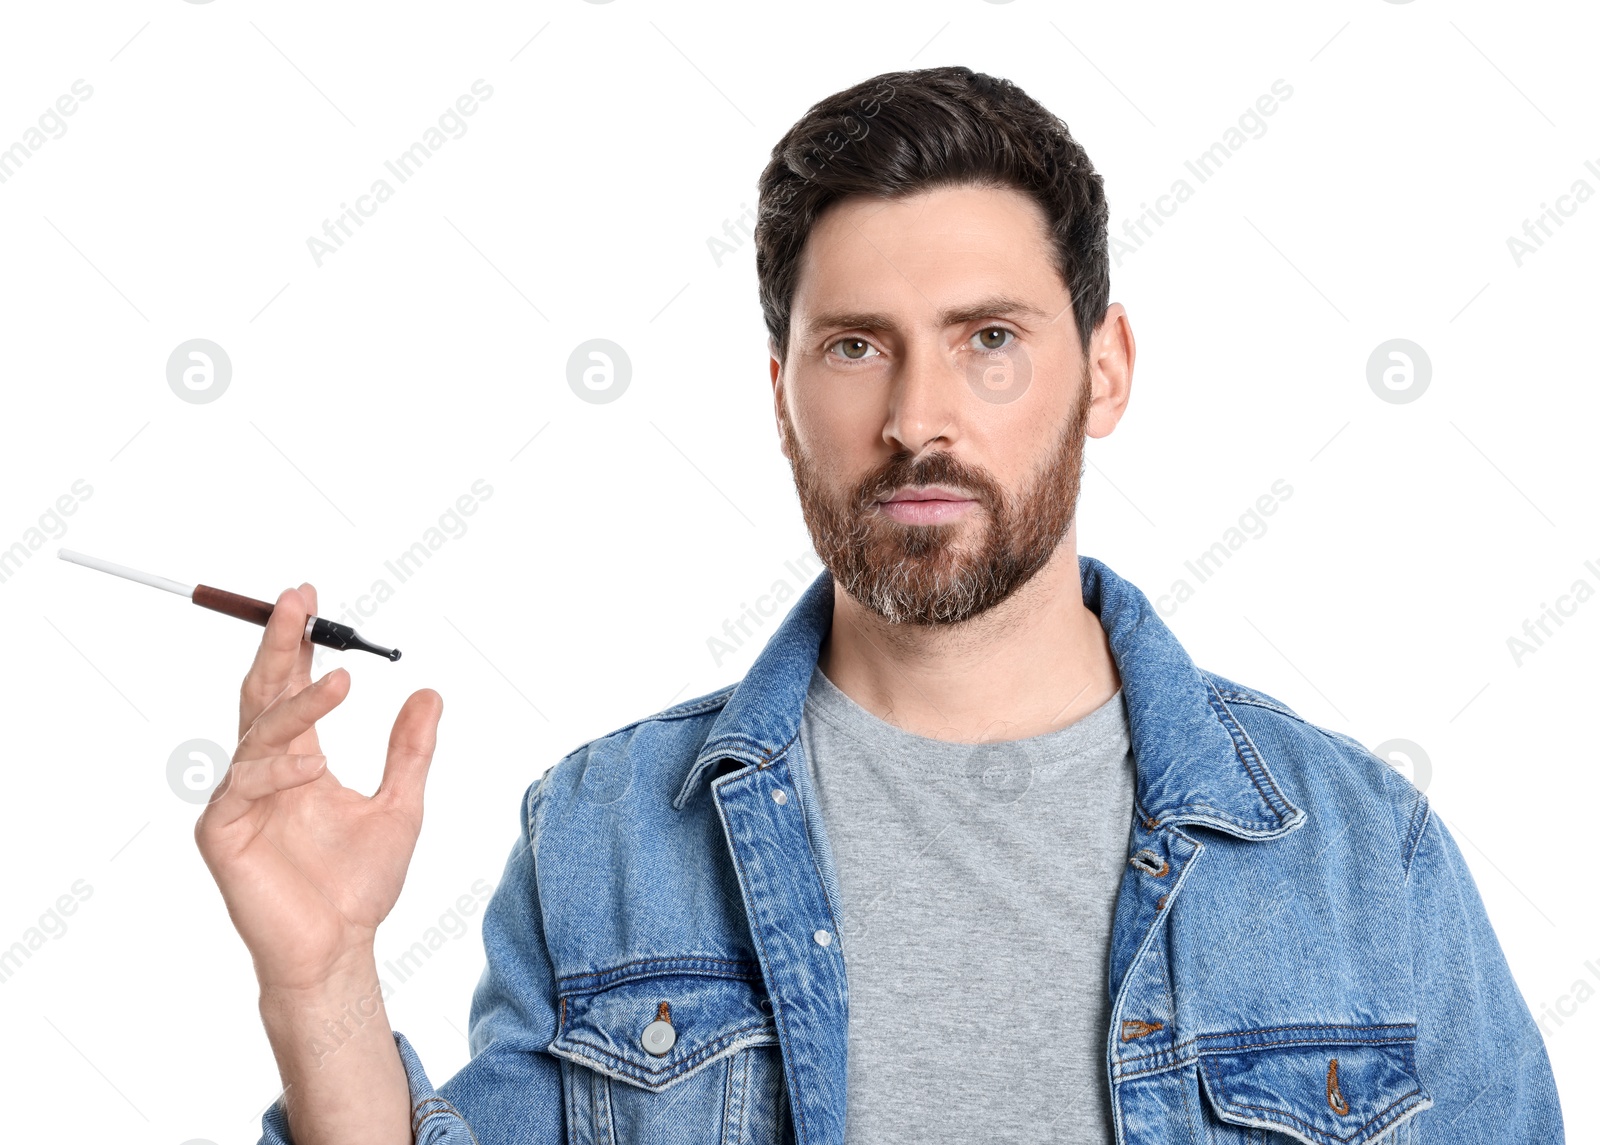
[201, 66, 1562, 1144]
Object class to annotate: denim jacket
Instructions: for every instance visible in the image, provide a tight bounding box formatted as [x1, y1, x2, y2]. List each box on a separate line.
[259, 555, 1562, 1144]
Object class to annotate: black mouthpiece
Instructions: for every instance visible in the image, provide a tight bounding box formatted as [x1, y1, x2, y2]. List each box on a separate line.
[308, 616, 402, 661]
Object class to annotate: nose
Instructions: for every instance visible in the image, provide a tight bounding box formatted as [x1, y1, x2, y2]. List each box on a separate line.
[883, 339, 962, 458]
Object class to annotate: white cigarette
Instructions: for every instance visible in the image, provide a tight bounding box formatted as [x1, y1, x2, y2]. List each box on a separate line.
[57, 548, 196, 598]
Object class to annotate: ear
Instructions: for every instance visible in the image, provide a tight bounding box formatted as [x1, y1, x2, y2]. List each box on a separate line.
[769, 339, 791, 461]
[1085, 302, 1134, 441]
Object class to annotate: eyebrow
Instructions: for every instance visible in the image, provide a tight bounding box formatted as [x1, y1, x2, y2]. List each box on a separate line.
[801, 294, 1056, 339]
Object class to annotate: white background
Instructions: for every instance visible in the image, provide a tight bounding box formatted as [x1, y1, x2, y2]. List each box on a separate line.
[1, 0, 1595, 1140]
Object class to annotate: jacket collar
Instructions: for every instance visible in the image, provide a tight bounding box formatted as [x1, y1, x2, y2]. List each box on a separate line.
[674, 554, 1304, 840]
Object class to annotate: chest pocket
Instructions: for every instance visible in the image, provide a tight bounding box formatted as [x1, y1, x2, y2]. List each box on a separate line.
[548, 968, 789, 1145]
[1196, 1025, 1432, 1145]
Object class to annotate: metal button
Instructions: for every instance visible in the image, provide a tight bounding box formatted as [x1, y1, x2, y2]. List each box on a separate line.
[641, 1018, 676, 1055]
[814, 928, 832, 947]
[772, 788, 788, 804]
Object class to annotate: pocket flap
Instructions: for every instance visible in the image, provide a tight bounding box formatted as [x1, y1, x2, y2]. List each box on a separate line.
[548, 969, 780, 1093]
[1197, 1025, 1431, 1145]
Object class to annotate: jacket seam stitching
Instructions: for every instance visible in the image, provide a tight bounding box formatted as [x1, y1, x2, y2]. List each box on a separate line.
[1114, 1052, 1200, 1082]
[554, 1022, 778, 1089]
[1117, 1023, 1419, 1069]
[754, 723, 802, 770]
[761, 731, 846, 950]
[556, 957, 765, 992]
[1104, 828, 1206, 1114]
[1146, 802, 1288, 832]
[1206, 681, 1298, 821]
[1401, 793, 1431, 880]
[1208, 685, 1299, 720]
[712, 780, 814, 1145]
[600, 1064, 617, 1145]
[411, 1096, 481, 1143]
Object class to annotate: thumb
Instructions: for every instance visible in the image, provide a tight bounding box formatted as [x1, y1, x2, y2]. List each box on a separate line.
[376, 688, 443, 819]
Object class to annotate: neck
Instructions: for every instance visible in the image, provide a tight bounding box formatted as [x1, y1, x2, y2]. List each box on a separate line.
[816, 528, 1122, 743]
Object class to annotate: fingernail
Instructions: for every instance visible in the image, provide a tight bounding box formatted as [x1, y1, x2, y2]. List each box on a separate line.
[299, 755, 326, 771]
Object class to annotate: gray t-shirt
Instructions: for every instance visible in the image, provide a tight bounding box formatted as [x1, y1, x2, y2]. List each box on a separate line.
[797, 664, 1135, 1144]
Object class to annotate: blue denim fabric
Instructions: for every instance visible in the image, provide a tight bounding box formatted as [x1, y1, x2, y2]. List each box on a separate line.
[258, 555, 1563, 1144]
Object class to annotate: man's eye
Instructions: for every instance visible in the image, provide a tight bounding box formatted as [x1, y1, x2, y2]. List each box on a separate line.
[829, 337, 878, 361]
[972, 327, 1014, 352]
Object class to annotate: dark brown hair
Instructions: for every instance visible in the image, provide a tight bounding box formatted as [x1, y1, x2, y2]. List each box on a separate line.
[754, 65, 1110, 363]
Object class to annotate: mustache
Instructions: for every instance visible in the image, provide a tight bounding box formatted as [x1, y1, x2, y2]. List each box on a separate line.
[854, 450, 1003, 512]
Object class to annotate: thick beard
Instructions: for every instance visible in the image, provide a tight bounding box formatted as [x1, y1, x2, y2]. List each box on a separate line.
[779, 375, 1093, 627]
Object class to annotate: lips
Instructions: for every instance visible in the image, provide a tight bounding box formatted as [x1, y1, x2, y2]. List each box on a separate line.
[879, 485, 973, 504]
[874, 486, 978, 524]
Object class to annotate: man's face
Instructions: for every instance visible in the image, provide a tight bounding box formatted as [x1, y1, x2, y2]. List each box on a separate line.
[772, 182, 1098, 626]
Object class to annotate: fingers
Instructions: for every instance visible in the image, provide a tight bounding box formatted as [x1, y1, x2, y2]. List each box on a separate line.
[240, 586, 315, 735]
[239, 666, 350, 761]
[294, 580, 318, 686]
[375, 689, 445, 820]
[200, 752, 327, 831]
